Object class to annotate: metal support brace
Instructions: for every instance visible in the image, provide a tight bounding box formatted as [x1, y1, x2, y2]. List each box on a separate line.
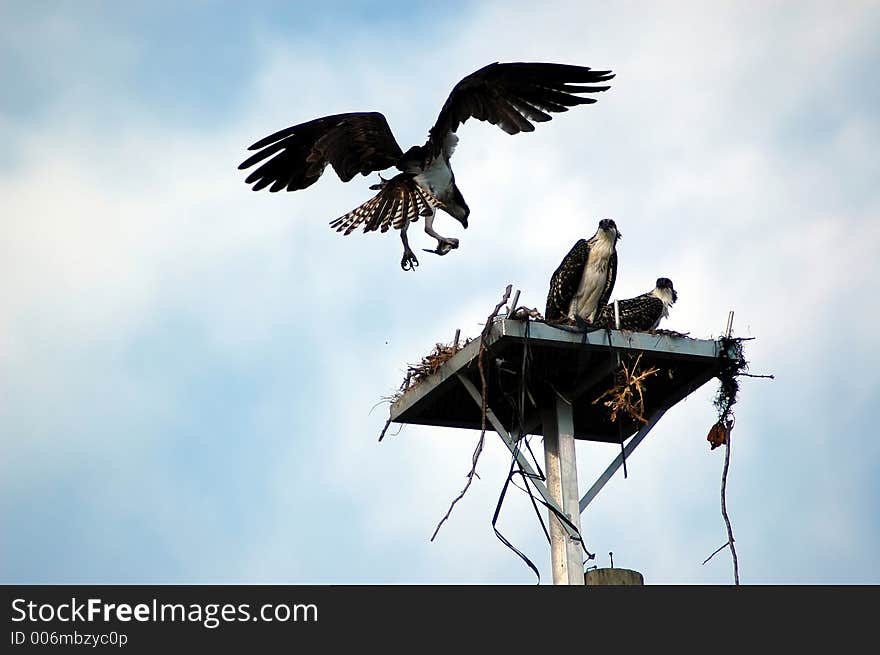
[454, 372, 580, 541]
[578, 407, 667, 513]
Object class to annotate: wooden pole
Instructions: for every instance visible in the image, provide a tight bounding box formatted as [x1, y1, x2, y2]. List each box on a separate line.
[543, 393, 584, 585]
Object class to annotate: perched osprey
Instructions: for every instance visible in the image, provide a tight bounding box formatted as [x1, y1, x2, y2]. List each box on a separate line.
[238, 62, 614, 270]
[545, 219, 621, 325]
[596, 278, 678, 331]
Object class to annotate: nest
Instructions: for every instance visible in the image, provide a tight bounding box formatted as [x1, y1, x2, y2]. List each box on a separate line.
[395, 295, 535, 398]
[398, 338, 473, 395]
[508, 306, 544, 321]
[714, 336, 745, 418]
[647, 328, 692, 339]
[592, 353, 660, 424]
[705, 334, 750, 450]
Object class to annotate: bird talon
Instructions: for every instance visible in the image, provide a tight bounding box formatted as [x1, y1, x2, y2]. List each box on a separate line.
[401, 250, 419, 270]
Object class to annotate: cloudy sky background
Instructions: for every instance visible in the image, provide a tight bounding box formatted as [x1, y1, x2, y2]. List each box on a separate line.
[2, 0, 879, 584]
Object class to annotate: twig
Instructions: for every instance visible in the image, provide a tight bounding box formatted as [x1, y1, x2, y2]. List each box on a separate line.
[431, 285, 512, 541]
[702, 540, 731, 565]
[740, 373, 775, 379]
[377, 416, 393, 443]
[715, 315, 741, 584]
[593, 353, 659, 424]
[369, 398, 391, 415]
[397, 338, 472, 393]
[721, 424, 740, 584]
[509, 289, 521, 316]
[430, 430, 486, 540]
[480, 285, 513, 437]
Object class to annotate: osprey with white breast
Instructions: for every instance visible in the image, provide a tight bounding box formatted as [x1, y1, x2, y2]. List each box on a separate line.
[596, 278, 678, 331]
[545, 219, 621, 325]
[238, 62, 614, 270]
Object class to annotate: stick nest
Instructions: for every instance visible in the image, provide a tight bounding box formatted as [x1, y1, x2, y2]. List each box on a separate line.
[707, 335, 749, 449]
[398, 338, 473, 395]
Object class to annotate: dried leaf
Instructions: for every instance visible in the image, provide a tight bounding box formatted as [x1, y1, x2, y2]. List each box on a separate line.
[707, 421, 729, 450]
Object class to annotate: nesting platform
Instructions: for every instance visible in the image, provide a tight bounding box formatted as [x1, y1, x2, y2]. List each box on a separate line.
[390, 318, 729, 444]
[390, 317, 735, 584]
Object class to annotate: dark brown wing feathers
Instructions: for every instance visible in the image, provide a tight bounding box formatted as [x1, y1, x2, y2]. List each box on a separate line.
[596, 293, 664, 331]
[429, 62, 614, 152]
[240, 63, 613, 191]
[239, 112, 403, 192]
[545, 239, 591, 322]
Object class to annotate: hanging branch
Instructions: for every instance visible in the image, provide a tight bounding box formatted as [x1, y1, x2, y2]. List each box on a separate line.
[702, 419, 738, 583]
[431, 285, 512, 541]
[721, 421, 739, 584]
[703, 313, 772, 583]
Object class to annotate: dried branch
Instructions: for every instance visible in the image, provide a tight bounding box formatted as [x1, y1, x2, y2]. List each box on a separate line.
[377, 416, 393, 443]
[593, 353, 659, 424]
[721, 423, 740, 584]
[479, 285, 513, 437]
[431, 285, 512, 541]
[702, 540, 731, 566]
[399, 340, 473, 393]
[430, 428, 485, 541]
[702, 420, 739, 582]
[707, 317, 763, 584]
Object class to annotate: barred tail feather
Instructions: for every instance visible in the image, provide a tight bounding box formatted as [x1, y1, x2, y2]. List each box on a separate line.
[328, 174, 445, 237]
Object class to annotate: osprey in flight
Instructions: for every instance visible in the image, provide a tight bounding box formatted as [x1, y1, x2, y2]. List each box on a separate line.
[238, 62, 614, 270]
[596, 278, 678, 331]
[545, 219, 621, 325]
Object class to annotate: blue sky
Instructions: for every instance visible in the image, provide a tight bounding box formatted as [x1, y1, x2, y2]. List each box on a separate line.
[2, 0, 879, 584]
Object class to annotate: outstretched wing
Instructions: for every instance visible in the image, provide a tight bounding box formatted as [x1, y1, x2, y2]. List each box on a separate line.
[597, 293, 664, 331]
[545, 239, 590, 322]
[328, 174, 445, 236]
[427, 62, 614, 156]
[239, 112, 404, 192]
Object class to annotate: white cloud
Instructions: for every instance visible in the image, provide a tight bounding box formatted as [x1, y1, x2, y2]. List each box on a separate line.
[2, 0, 879, 583]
